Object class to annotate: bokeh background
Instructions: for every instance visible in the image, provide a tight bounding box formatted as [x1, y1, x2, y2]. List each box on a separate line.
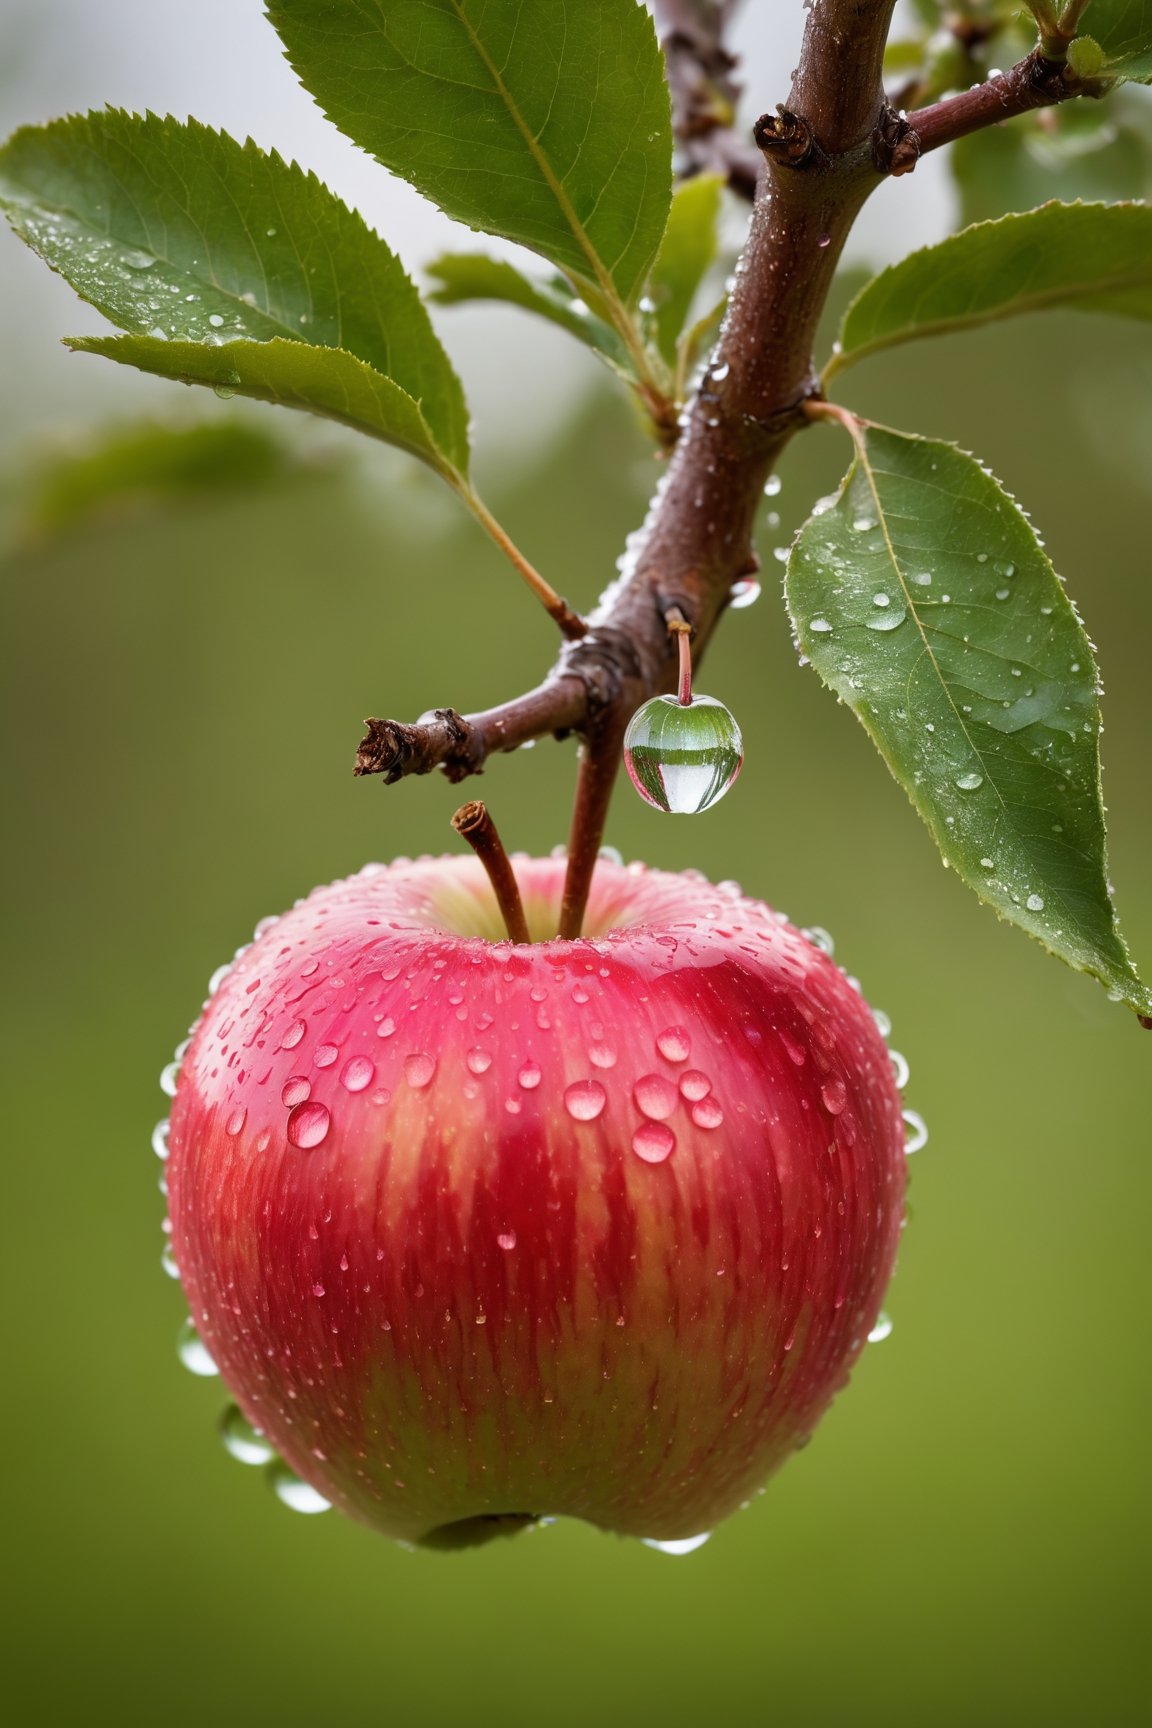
[2, 4, 1149, 1725]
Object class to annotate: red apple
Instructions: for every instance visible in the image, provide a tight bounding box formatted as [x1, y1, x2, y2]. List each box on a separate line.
[166, 855, 908, 1548]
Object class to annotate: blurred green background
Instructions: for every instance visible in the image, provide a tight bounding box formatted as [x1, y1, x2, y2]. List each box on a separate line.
[2, 6, 1150, 1727]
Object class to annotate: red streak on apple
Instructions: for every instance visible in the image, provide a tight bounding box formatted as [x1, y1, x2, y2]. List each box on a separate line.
[167, 857, 907, 1547]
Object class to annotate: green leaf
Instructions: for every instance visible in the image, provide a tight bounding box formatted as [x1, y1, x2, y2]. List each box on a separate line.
[787, 422, 1151, 1018]
[0, 110, 469, 472]
[426, 253, 628, 367]
[67, 335, 457, 474]
[1080, 1, 1152, 78]
[829, 202, 1152, 378]
[645, 173, 723, 367]
[266, 0, 673, 308]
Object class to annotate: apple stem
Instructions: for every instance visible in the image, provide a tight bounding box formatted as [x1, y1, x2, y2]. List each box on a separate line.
[558, 706, 628, 941]
[451, 801, 531, 944]
[668, 608, 694, 707]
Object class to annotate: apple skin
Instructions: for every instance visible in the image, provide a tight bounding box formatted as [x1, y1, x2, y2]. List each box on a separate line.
[167, 856, 907, 1547]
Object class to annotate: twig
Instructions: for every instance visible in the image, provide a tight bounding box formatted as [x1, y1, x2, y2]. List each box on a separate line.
[451, 801, 531, 943]
[904, 48, 1108, 160]
[359, 0, 1121, 888]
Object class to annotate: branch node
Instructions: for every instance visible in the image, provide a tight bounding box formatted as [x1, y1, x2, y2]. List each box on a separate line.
[753, 107, 817, 168]
[872, 104, 921, 177]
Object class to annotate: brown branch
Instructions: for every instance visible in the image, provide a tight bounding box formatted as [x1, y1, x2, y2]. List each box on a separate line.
[359, 0, 900, 810]
[654, 0, 762, 200]
[904, 48, 1108, 160]
[358, 0, 1124, 935]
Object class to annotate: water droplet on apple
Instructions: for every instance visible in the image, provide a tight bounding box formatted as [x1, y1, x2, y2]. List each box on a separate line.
[902, 1108, 928, 1154]
[152, 1119, 170, 1160]
[656, 1025, 691, 1063]
[679, 1070, 712, 1101]
[314, 1042, 339, 1068]
[564, 1079, 607, 1121]
[496, 1231, 517, 1251]
[177, 1319, 218, 1377]
[633, 1074, 678, 1120]
[220, 1403, 275, 1465]
[641, 1532, 711, 1555]
[588, 1038, 617, 1069]
[376, 1017, 396, 1039]
[282, 1075, 311, 1107]
[466, 1048, 492, 1076]
[269, 1465, 332, 1514]
[287, 1100, 331, 1149]
[690, 1097, 724, 1130]
[890, 1050, 910, 1090]
[632, 1121, 675, 1162]
[161, 1240, 179, 1279]
[517, 1061, 542, 1090]
[821, 1079, 847, 1115]
[280, 1018, 307, 1050]
[225, 1105, 247, 1137]
[404, 1053, 436, 1089]
[624, 695, 743, 814]
[340, 1055, 375, 1093]
[868, 1311, 893, 1344]
[159, 1060, 181, 1097]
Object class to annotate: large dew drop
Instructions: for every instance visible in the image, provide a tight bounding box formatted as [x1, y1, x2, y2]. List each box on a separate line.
[624, 695, 743, 815]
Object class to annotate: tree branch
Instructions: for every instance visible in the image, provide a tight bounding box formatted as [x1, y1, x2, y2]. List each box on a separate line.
[903, 47, 1108, 159]
[654, 0, 762, 199]
[359, 0, 898, 804]
[358, 0, 1119, 928]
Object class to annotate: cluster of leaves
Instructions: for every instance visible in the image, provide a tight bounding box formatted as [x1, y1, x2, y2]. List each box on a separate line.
[0, 0, 1150, 1015]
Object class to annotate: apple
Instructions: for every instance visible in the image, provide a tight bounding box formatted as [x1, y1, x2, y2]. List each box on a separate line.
[165, 854, 908, 1549]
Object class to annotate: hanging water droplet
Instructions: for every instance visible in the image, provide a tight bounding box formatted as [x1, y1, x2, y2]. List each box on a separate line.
[177, 1319, 218, 1377]
[159, 1061, 181, 1097]
[890, 1049, 910, 1090]
[161, 1240, 179, 1280]
[868, 1311, 893, 1344]
[902, 1108, 928, 1154]
[269, 1465, 332, 1514]
[641, 1532, 712, 1555]
[624, 695, 743, 815]
[764, 474, 782, 497]
[728, 579, 761, 609]
[954, 771, 984, 792]
[151, 1119, 170, 1161]
[220, 1403, 275, 1466]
